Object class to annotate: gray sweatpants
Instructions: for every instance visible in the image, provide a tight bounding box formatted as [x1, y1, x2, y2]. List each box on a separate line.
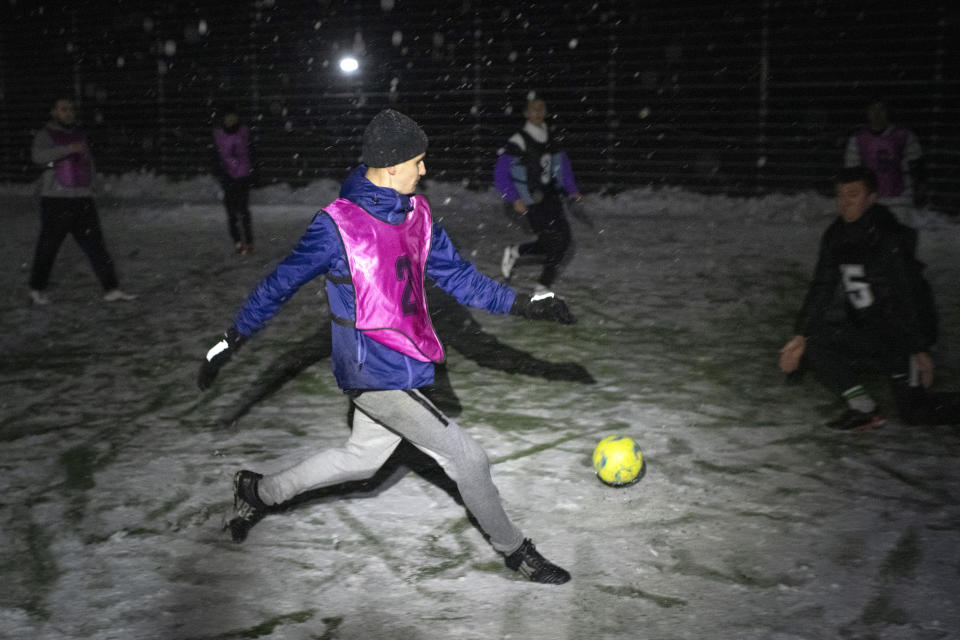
[255, 388, 524, 554]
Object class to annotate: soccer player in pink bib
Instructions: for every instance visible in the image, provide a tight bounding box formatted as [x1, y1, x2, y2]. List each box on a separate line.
[27, 96, 136, 305]
[844, 98, 926, 226]
[198, 109, 576, 584]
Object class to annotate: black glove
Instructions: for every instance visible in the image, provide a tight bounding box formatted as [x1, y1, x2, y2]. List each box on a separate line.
[198, 326, 246, 390]
[510, 291, 576, 324]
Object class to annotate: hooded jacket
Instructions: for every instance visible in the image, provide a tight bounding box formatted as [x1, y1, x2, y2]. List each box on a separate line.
[232, 165, 517, 391]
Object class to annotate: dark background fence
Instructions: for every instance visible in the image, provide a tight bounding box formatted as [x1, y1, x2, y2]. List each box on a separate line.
[1, 1, 958, 210]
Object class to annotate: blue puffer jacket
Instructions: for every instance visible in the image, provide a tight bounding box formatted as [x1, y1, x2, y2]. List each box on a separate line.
[232, 165, 517, 392]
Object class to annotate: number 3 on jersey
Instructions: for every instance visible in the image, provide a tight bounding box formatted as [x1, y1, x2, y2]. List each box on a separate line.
[840, 263, 874, 309]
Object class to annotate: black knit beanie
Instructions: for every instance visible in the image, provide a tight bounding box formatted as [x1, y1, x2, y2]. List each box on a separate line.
[362, 109, 428, 168]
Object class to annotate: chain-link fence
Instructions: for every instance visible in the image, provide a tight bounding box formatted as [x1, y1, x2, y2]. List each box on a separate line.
[2, 1, 957, 210]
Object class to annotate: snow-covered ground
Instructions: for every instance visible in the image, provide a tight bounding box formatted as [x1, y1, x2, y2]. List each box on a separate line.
[1, 173, 959, 640]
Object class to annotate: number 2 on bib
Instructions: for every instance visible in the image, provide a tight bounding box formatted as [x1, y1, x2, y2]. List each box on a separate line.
[395, 255, 418, 316]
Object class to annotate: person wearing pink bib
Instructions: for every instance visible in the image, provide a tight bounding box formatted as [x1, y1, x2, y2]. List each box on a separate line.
[844, 98, 926, 226]
[212, 106, 255, 255]
[198, 109, 577, 584]
[27, 96, 136, 305]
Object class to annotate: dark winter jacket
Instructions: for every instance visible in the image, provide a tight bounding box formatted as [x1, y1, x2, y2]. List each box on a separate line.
[794, 203, 934, 353]
[232, 165, 517, 391]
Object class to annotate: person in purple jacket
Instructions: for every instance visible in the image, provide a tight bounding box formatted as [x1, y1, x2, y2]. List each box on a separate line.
[197, 109, 576, 584]
[213, 106, 255, 255]
[494, 97, 582, 296]
[27, 96, 136, 305]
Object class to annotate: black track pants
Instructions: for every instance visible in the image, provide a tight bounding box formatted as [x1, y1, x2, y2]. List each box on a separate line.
[29, 197, 119, 292]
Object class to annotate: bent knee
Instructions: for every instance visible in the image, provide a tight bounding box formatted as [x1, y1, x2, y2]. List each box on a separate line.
[442, 438, 492, 480]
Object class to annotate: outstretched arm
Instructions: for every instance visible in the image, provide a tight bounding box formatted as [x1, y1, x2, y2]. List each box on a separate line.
[198, 213, 339, 389]
[426, 225, 574, 324]
[427, 224, 516, 313]
[232, 214, 339, 335]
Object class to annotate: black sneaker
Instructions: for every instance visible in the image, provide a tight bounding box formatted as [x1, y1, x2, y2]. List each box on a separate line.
[826, 409, 885, 431]
[504, 539, 571, 584]
[226, 470, 268, 543]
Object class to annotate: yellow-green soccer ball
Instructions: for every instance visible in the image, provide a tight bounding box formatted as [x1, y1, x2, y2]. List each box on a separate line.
[592, 435, 645, 487]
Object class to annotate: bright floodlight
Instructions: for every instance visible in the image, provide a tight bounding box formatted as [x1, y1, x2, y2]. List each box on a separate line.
[339, 56, 359, 73]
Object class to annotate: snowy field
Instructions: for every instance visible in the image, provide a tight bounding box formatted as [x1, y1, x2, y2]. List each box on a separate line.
[2, 173, 960, 640]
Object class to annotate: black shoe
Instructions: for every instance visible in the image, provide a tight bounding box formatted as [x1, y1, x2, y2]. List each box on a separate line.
[504, 539, 571, 584]
[826, 409, 885, 431]
[226, 470, 268, 543]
